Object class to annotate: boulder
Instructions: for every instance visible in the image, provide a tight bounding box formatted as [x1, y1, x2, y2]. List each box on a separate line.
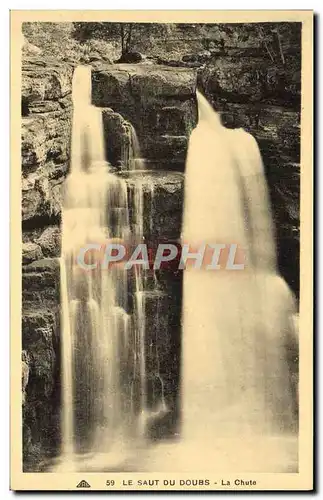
[22, 111, 71, 172]
[22, 242, 43, 264]
[22, 56, 73, 106]
[92, 66, 132, 109]
[116, 52, 143, 64]
[92, 64, 197, 108]
[22, 170, 64, 224]
[36, 226, 61, 258]
[129, 66, 196, 98]
[22, 258, 60, 309]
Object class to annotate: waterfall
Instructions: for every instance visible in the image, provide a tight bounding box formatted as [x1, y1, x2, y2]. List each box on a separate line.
[58, 66, 144, 471]
[178, 89, 298, 471]
[127, 125, 169, 431]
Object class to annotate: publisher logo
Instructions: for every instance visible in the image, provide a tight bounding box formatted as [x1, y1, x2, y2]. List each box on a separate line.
[76, 480, 91, 488]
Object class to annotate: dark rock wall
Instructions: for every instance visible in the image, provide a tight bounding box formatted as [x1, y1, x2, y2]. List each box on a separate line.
[22, 56, 73, 470]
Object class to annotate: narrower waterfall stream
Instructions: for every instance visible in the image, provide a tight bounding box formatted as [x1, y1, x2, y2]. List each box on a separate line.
[127, 126, 168, 433]
[58, 66, 169, 471]
[59, 66, 143, 471]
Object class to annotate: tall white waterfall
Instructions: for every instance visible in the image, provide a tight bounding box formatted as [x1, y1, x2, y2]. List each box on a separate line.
[146, 90, 298, 473]
[179, 90, 298, 471]
[59, 66, 143, 471]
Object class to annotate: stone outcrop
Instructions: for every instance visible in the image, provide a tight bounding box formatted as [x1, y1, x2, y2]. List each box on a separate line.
[22, 57, 73, 230]
[22, 258, 61, 471]
[92, 64, 197, 170]
[125, 171, 184, 242]
[199, 56, 300, 108]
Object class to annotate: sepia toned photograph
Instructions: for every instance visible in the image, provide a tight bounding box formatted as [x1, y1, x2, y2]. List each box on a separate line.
[10, 10, 313, 491]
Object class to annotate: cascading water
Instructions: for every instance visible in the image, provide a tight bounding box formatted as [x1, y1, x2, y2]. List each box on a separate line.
[147, 90, 298, 472]
[58, 66, 144, 471]
[127, 126, 168, 430]
[179, 90, 298, 471]
[57, 65, 295, 473]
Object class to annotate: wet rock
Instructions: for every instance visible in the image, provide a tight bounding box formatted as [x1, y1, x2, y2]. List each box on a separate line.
[155, 103, 196, 137]
[101, 108, 132, 167]
[22, 242, 43, 264]
[36, 226, 61, 258]
[92, 64, 197, 105]
[266, 161, 300, 299]
[219, 104, 300, 162]
[133, 158, 186, 173]
[140, 97, 197, 151]
[124, 171, 184, 241]
[145, 135, 188, 163]
[93, 65, 197, 169]
[142, 289, 182, 438]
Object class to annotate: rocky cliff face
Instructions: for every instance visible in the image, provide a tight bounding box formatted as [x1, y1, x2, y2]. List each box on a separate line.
[21, 23, 300, 470]
[22, 56, 74, 470]
[92, 64, 197, 171]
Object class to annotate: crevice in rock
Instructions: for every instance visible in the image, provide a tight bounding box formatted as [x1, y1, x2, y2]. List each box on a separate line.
[22, 212, 61, 232]
[21, 97, 30, 117]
